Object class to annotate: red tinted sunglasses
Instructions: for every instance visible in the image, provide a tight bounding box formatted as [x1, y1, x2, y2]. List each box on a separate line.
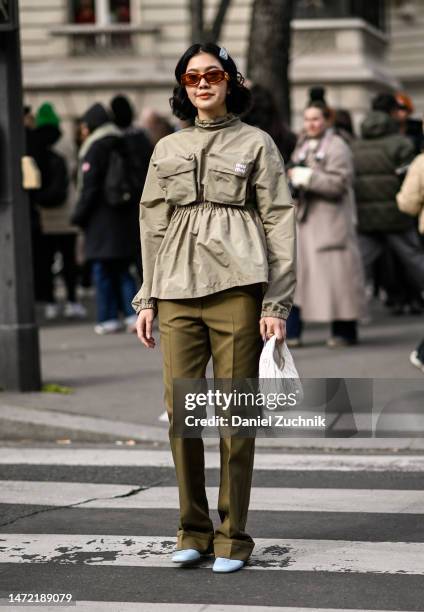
[181, 69, 230, 87]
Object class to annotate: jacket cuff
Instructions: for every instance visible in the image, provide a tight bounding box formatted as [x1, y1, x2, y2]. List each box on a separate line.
[132, 292, 157, 314]
[140, 298, 157, 311]
[260, 305, 290, 320]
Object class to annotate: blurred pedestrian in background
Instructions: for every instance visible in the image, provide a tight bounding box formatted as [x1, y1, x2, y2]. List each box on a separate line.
[110, 94, 154, 279]
[23, 105, 43, 302]
[352, 93, 424, 314]
[397, 151, 424, 372]
[71, 102, 139, 334]
[333, 108, 356, 145]
[140, 108, 175, 144]
[394, 92, 423, 156]
[33, 102, 86, 320]
[286, 94, 365, 348]
[242, 83, 297, 164]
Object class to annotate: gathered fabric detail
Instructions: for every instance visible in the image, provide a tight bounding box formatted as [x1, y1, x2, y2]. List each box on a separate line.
[150, 203, 269, 300]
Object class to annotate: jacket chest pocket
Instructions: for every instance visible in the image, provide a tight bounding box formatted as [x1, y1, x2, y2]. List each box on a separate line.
[153, 155, 197, 206]
[205, 153, 253, 206]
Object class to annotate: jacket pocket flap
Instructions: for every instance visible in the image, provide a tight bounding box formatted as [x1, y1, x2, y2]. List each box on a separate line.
[208, 153, 253, 178]
[154, 156, 196, 179]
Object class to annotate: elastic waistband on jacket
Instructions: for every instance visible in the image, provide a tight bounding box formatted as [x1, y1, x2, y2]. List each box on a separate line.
[174, 201, 253, 211]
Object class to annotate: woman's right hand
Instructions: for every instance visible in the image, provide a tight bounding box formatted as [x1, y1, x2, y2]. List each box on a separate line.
[136, 309, 156, 348]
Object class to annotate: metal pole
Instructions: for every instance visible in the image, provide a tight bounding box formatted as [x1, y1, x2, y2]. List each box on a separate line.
[0, 0, 41, 390]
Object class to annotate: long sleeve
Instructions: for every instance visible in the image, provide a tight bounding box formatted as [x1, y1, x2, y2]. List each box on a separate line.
[131, 153, 174, 314]
[307, 139, 353, 201]
[252, 133, 296, 320]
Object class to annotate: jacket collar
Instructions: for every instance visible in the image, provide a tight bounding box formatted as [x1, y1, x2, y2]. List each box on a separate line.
[76, 122, 122, 197]
[78, 122, 122, 160]
[194, 112, 240, 130]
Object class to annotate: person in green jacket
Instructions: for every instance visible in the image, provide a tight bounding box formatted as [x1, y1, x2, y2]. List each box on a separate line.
[133, 43, 296, 573]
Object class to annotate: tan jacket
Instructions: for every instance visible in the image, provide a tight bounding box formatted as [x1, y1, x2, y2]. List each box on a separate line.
[131, 113, 296, 319]
[397, 153, 424, 234]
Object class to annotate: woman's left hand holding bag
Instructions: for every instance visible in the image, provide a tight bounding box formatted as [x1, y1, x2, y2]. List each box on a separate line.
[259, 317, 286, 343]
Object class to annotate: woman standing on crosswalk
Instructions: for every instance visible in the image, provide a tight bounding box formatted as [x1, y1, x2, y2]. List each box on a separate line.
[133, 43, 296, 573]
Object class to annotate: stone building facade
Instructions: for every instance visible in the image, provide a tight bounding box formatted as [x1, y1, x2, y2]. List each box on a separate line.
[20, 0, 424, 149]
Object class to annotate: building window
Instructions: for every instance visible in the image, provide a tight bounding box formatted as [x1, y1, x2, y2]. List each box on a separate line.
[69, 0, 132, 54]
[72, 0, 95, 24]
[71, 0, 130, 25]
[110, 0, 130, 24]
[295, 0, 386, 31]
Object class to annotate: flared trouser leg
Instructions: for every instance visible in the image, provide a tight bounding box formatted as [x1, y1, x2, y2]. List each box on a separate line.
[157, 284, 263, 562]
[205, 286, 263, 561]
[158, 298, 214, 554]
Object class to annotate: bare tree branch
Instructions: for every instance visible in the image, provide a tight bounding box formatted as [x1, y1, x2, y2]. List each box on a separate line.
[211, 0, 232, 42]
[189, 0, 232, 44]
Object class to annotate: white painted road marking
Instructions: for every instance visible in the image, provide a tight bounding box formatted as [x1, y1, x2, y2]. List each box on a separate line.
[0, 535, 423, 574]
[1, 481, 424, 513]
[2, 448, 424, 472]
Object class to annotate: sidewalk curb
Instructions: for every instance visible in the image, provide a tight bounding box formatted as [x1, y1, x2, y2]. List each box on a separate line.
[0, 404, 169, 443]
[1, 403, 424, 451]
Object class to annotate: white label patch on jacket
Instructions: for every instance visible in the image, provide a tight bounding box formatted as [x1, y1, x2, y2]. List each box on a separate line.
[234, 162, 248, 176]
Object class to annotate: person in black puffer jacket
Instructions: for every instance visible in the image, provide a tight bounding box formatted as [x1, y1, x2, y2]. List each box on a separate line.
[352, 93, 424, 310]
[71, 103, 139, 334]
[110, 94, 154, 281]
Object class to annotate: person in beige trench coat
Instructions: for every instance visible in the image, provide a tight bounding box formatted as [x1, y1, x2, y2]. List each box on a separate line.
[286, 100, 366, 347]
[396, 153, 424, 373]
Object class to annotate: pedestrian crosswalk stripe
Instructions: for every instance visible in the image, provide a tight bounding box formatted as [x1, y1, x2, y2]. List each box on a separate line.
[2, 481, 424, 513]
[0, 535, 423, 574]
[2, 448, 424, 472]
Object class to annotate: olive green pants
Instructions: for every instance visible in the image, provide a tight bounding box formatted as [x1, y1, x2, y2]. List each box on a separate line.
[157, 283, 263, 561]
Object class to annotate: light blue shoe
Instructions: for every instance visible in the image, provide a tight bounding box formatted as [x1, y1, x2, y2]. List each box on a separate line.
[172, 548, 201, 563]
[212, 557, 245, 573]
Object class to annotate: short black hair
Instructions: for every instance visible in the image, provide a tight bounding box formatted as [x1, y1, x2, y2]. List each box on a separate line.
[372, 93, 399, 114]
[170, 43, 251, 121]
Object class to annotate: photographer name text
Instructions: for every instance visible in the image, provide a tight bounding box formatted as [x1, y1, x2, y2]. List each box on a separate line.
[185, 414, 326, 428]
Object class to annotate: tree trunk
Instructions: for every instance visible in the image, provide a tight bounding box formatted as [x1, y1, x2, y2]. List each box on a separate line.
[247, 0, 295, 125]
[189, 0, 232, 44]
[190, 0, 204, 43]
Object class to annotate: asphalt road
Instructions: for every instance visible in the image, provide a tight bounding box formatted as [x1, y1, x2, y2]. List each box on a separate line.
[0, 447, 423, 611]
